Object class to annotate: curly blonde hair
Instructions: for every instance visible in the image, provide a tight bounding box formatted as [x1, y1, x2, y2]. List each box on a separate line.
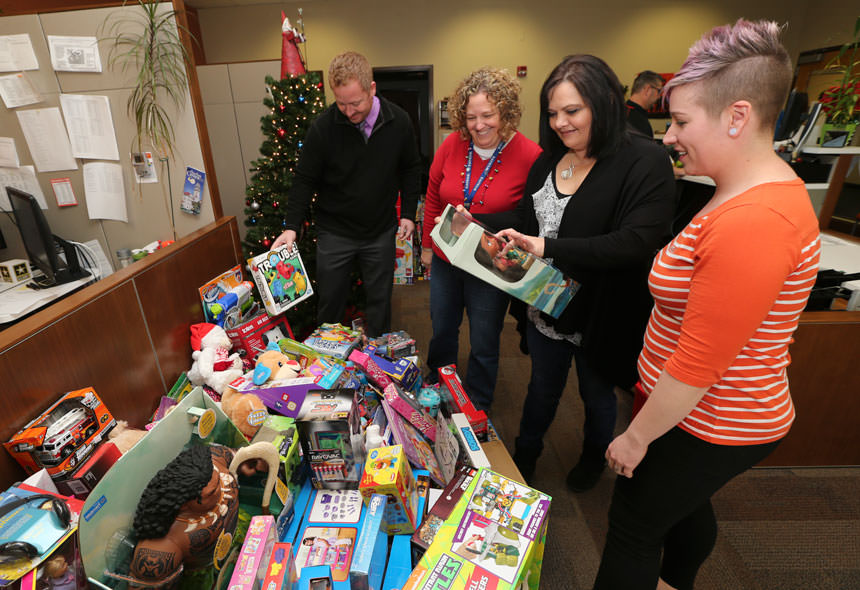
[448, 67, 522, 141]
[328, 51, 373, 91]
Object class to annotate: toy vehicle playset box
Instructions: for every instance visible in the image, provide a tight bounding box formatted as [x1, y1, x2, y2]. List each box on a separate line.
[359, 445, 419, 535]
[405, 468, 551, 590]
[366, 331, 417, 360]
[248, 244, 314, 317]
[437, 365, 488, 438]
[431, 204, 579, 319]
[295, 389, 363, 490]
[4, 387, 116, 480]
[228, 514, 277, 590]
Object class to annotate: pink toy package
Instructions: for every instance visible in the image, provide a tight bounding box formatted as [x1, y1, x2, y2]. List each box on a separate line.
[382, 383, 437, 442]
[228, 515, 276, 590]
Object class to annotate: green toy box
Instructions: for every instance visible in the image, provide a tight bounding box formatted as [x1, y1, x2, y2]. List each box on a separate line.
[402, 468, 551, 590]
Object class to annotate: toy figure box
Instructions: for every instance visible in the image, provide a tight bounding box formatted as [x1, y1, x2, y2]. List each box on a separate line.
[296, 389, 362, 490]
[304, 324, 362, 360]
[229, 514, 277, 590]
[363, 345, 420, 390]
[349, 493, 387, 590]
[382, 383, 437, 442]
[226, 312, 294, 359]
[262, 542, 297, 590]
[380, 399, 444, 486]
[404, 469, 551, 590]
[4, 388, 116, 480]
[411, 465, 479, 555]
[430, 204, 579, 318]
[394, 237, 414, 285]
[294, 489, 365, 590]
[359, 445, 418, 535]
[248, 244, 314, 316]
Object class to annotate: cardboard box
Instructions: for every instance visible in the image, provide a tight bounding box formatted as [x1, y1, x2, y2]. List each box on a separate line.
[359, 446, 418, 535]
[349, 493, 388, 590]
[248, 245, 314, 317]
[411, 465, 479, 555]
[382, 533, 412, 590]
[437, 365, 487, 438]
[297, 565, 333, 590]
[229, 515, 277, 590]
[363, 346, 419, 389]
[261, 542, 297, 590]
[226, 312, 294, 359]
[296, 390, 362, 490]
[431, 204, 579, 318]
[4, 388, 116, 480]
[366, 332, 417, 360]
[380, 400, 444, 486]
[303, 324, 362, 360]
[450, 413, 491, 470]
[394, 237, 414, 285]
[404, 469, 552, 590]
[53, 441, 122, 499]
[0, 259, 31, 284]
[382, 383, 436, 442]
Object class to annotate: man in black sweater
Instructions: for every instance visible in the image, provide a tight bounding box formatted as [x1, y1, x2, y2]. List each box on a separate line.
[625, 70, 664, 138]
[274, 51, 422, 337]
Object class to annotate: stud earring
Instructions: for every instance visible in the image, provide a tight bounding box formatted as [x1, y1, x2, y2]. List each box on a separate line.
[729, 127, 738, 136]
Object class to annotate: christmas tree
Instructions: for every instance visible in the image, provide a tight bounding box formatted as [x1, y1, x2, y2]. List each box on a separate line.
[242, 73, 325, 338]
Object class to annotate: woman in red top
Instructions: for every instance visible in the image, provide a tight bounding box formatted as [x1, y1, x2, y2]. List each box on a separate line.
[421, 67, 540, 411]
[594, 20, 821, 589]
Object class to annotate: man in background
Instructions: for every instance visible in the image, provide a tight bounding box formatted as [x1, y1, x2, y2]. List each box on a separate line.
[274, 51, 422, 337]
[626, 70, 664, 138]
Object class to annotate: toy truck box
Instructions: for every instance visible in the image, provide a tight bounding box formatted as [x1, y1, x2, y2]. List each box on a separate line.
[437, 365, 488, 438]
[295, 389, 362, 490]
[226, 312, 294, 359]
[359, 445, 418, 535]
[404, 469, 551, 590]
[261, 542, 297, 590]
[4, 388, 116, 480]
[303, 324, 361, 360]
[248, 245, 314, 317]
[431, 204, 579, 319]
[366, 331, 417, 360]
[229, 514, 277, 590]
[294, 489, 365, 590]
[349, 493, 387, 590]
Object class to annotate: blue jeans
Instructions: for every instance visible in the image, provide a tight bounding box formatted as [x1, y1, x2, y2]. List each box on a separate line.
[426, 254, 510, 411]
[516, 321, 618, 456]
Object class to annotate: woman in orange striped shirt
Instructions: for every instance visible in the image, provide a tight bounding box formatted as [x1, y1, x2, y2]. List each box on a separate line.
[594, 20, 821, 589]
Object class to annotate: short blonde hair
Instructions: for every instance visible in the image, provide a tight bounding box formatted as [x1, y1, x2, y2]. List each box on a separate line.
[448, 68, 522, 141]
[328, 51, 373, 91]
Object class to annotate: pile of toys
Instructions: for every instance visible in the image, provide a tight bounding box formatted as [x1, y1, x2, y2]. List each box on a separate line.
[0, 265, 552, 590]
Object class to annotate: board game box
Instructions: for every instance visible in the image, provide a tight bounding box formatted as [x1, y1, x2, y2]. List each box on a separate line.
[247, 244, 314, 316]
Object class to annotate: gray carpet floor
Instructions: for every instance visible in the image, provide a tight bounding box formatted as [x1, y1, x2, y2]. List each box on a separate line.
[390, 280, 860, 590]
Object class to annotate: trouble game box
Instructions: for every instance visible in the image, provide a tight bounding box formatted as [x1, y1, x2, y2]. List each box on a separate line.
[248, 244, 314, 316]
[430, 204, 579, 318]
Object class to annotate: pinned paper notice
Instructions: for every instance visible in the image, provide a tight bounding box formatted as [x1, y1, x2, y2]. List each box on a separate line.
[0, 165, 48, 210]
[60, 94, 119, 161]
[83, 162, 127, 222]
[0, 73, 41, 108]
[0, 34, 39, 72]
[47, 36, 102, 73]
[16, 108, 77, 172]
[0, 138, 19, 168]
[51, 178, 77, 207]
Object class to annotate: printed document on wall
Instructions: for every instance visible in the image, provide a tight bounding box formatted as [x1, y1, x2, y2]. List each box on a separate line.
[47, 36, 102, 73]
[0, 138, 20, 168]
[0, 73, 41, 108]
[83, 162, 127, 222]
[0, 166, 48, 211]
[16, 108, 77, 172]
[60, 94, 120, 160]
[0, 35, 39, 72]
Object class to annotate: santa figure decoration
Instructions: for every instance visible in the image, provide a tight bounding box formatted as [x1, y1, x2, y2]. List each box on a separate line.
[281, 10, 307, 78]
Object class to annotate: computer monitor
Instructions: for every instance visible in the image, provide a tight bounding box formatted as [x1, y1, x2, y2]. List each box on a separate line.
[774, 90, 808, 141]
[6, 187, 90, 287]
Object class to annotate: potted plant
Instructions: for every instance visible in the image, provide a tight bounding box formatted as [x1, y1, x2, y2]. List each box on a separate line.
[819, 15, 860, 146]
[100, 0, 196, 157]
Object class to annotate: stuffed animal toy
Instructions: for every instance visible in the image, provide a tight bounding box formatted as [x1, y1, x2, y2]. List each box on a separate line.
[252, 345, 301, 385]
[108, 420, 148, 454]
[187, 323, 243, 394]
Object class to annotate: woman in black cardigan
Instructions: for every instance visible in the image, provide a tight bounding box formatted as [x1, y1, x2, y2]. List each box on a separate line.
[487, 55, 676, 490]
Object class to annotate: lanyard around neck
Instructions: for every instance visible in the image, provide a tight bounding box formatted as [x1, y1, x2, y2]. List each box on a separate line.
[463, 140, 504, 209]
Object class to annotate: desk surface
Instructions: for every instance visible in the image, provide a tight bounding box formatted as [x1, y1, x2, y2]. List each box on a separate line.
[0, 277, 91, 324]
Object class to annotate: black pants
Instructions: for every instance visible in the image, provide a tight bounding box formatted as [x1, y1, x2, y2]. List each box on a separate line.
[315, 226, 396, 338]
[594, 427, 779, 590]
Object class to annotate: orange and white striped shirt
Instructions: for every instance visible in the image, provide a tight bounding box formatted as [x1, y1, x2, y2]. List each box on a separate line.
[638, 179, 820, 445]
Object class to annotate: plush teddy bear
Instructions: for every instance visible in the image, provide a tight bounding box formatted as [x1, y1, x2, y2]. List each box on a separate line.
[187, 323, 244, 394]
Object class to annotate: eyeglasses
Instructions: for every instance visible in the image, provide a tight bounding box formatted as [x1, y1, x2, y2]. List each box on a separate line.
[650, 85, 664, 94]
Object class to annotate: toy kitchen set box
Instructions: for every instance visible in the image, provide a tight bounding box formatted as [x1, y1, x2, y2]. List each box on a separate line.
[430, 204, 579, 318]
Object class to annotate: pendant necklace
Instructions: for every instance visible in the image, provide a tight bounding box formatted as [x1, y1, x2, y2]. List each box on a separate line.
[560, 158, 575, 180]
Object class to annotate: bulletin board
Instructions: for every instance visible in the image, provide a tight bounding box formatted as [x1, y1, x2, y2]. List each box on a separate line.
[0, 3, 218, 273]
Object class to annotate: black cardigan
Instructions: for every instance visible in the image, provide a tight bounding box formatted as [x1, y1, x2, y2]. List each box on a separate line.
[481, 134, 676, 388]
[284, 96, 422, 239]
